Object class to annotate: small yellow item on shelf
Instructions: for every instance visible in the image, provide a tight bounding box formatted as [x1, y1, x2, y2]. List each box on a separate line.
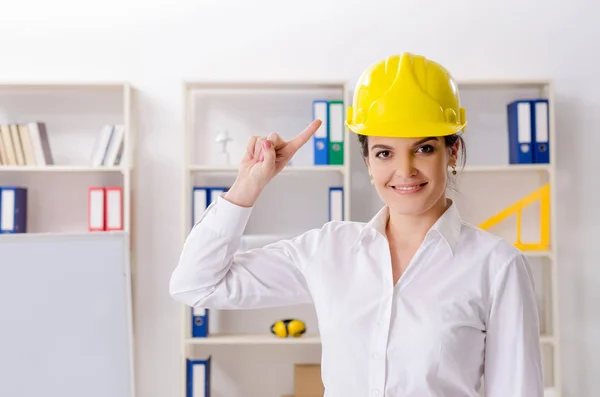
[270, 319, 306, 338]
[478, 183, 550, 251]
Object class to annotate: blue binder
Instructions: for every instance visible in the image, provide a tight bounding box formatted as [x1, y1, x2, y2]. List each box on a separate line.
[191, 306, 209, 337]
[328, 187, 344, 221]
[192, 186, 229, 227]
[186, 357, 211, 397]
[507, 100, 533, 164]
[0, 187, 27, 233]
[532, 99, 550, 163]
[313, 100, 329, 165]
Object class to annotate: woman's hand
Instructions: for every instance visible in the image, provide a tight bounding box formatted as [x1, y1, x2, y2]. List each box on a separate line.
[224, 119, 322, 207]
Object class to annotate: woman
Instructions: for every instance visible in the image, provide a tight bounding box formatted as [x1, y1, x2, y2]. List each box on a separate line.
[170, 53, 544, 396]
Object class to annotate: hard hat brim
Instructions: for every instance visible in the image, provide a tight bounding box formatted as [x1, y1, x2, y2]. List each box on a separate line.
[346, 121, 467, 138]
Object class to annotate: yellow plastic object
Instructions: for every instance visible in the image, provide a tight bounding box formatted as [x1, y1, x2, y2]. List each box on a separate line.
[478, 183, 550, 251]
[346, 52, 467, 138]
[270, 319, 306, 338]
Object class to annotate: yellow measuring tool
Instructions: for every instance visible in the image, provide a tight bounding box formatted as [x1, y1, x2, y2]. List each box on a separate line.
[478, 183, 550, 251]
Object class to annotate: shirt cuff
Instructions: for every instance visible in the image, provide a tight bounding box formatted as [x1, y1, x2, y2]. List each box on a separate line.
[199, 194, 253, 237]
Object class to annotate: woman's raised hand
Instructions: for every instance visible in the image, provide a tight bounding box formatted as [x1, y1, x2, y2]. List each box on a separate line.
[224, 119, 322, 207]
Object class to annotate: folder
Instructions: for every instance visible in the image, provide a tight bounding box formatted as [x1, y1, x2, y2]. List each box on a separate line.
[312, 100, 329, 165]
[191, 306, 209, 337]
[186, 357, 211, 397]
[192, 187, 208, 227]
[105, 186, 123, 231]
[328, 100, 344, 165]
[192, 186, 229, 227]
[208, 187, 227, 204]
[328, 187, 344, 221]
[0, 187, 27, 233]
[507, 100, 533, 164]
[532, 99, 550, 163]
[88, 187, 106, 231]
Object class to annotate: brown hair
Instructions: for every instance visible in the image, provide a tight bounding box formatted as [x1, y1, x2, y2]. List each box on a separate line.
[357, 133, 467, 171]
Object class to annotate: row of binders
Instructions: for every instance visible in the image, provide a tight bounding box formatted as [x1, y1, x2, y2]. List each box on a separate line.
[312, 99, 345, 166]
[88, 186, 123, 231]
[191, 185, 344, 229]
[0, 122, 53, 166]
[0, 186, 27, 233]
[507, 98, 550, 164]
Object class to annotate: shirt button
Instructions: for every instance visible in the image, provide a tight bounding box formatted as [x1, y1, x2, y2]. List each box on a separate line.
[372, 390, 379, 396]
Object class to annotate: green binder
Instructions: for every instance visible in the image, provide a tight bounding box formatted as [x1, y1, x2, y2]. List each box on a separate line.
[328, 100, 344, 165]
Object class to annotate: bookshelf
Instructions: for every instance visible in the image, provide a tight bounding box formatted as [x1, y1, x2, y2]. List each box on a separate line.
[178, 79, 561, 397]
[0, 83, 138, 397]
[0, 82, 136, 235]
[180, 80, 350, 397]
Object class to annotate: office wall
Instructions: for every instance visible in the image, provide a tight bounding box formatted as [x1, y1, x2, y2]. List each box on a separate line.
[0, 0, 597, 396]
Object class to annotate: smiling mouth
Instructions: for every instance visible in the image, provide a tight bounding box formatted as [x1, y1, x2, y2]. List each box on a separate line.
[390, 182, 428, 193]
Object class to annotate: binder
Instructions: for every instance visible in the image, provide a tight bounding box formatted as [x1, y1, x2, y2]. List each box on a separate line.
[88, 187, 106, 231]
[328, 100, 344, 165]
[105, 187, 123, 231]
[192, 186, 229, 227]
[192, 187, 208, 227]
[186, 357, 211, 397]
[532, 99, 550, 163]
[507, 100, 533, 164]
[208, 187, 227, 204]
[191, 306, 209, 337]
[0, 187, 27, 233]
[312, 100, 329, 165]
[328, 187, 344, 221]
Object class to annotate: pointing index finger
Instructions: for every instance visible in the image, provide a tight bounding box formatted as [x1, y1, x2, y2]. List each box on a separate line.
[286, 119, 323, 153]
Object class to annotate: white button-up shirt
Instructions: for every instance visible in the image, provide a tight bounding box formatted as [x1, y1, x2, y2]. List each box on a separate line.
[170, 195, 544, 397]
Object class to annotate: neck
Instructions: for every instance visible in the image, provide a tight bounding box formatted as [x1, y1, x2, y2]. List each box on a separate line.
[385, 196, 451, 249]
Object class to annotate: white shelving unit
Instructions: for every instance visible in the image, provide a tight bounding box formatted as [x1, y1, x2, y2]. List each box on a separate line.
[0, 82, 136, 236]
[180, 80, 350, 397]
[0, 82, 138, 397]
[179, 78, 561, 397]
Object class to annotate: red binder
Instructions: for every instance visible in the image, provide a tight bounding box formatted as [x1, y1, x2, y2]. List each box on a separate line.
[105, 186, 123, 231]
[88, 187, 105, 231]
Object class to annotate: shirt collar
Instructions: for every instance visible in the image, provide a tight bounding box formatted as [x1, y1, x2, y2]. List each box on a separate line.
[352, 200, 463, 255]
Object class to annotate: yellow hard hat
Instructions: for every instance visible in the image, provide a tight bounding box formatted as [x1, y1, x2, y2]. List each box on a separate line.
[346, 52, 467, 138]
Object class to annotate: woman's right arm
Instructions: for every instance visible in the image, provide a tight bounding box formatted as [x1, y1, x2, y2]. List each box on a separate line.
[170, 120, 323, 310]
[169, 192, 323, 310]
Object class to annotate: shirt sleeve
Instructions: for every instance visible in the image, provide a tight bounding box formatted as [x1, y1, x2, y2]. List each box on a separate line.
[484, 253, 545, 397]
[169, 194, 321, 310]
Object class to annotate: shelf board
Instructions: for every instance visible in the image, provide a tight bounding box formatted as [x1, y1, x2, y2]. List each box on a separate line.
[462, 164, 550, 173]
[0, 165, 127, 173]
[522, 250, 553, 258]
[187, 333, 553, 346]
[457, 78, 551, 89]
[189, 165, 345, 173]
[186, 334, 321, 345]
[185, 80, 347, 91]
[0, 230, 127, 240]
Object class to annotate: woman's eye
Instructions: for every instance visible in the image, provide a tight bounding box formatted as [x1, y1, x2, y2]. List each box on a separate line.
[376, 150, 391, 158]
[418, 145, 435, 154]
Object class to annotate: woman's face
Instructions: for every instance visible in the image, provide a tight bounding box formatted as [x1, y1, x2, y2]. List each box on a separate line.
[365, 135, 459, 216]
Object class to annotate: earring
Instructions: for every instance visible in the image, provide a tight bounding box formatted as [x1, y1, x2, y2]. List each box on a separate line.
[370, 177, 374, 185]
[452, 165, 457, 175]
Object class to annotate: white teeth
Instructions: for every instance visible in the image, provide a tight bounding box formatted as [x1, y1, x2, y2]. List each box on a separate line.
[394, 185, 418, 191]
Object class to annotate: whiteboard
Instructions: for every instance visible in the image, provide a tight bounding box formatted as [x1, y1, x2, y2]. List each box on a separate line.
[0, 232, 135, 397]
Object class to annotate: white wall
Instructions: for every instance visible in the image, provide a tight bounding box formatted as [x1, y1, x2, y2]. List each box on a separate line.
[0, 0, 598, 396]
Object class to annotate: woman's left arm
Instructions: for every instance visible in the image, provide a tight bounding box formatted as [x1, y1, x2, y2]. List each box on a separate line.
[484, 252, 545, 397]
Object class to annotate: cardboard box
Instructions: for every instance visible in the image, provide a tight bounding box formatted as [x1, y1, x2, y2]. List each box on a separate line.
[294, 363, 324, 397]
